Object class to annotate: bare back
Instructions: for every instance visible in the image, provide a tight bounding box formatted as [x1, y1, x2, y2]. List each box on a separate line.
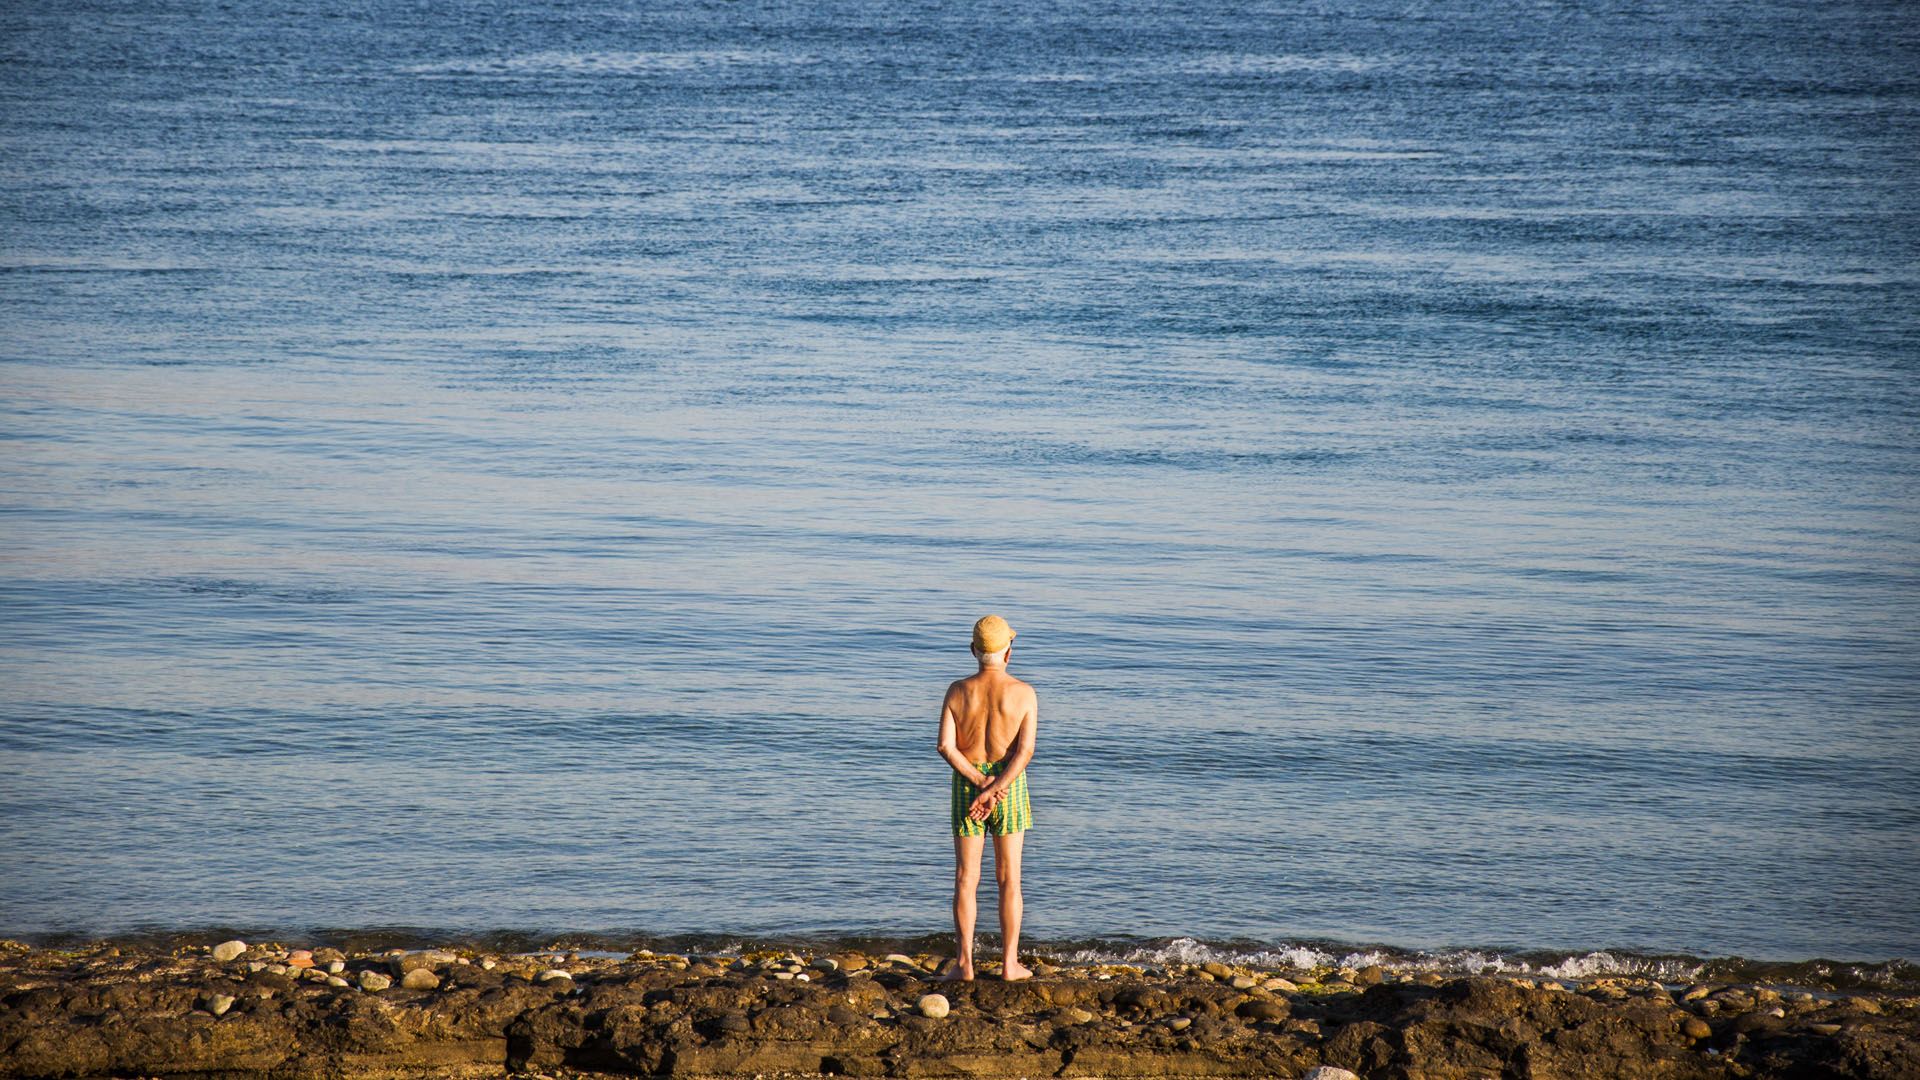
[944, 668, 1037, 763]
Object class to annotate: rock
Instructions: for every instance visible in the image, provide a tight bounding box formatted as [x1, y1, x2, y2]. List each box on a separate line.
[795, 972, 810, 982]
[325, 976, 349, 987]
[1809, 1022, 1843, 1035]
[1354, 965, 1384, 987]
[918, 993, 951, 1019]
[201, 993, 235, 1017]
[325, 960, 345, 974]
[311, 947, 345, 964]
[480, 957, 497, 970]
[211, 940, 248, 963]
[1302, 1068, 1361, 1080]
[357, 970, 391, 992]
[774, 971, 795, 980]
[287, 950, 314, 969]
[1235, 998, 1288, 1022]
[537, 969, 573, 985]
[401, 968, 440, 990]
[1682, 984, 1713, 1001]
[1230, 975, 1257, 990]
[1064, 1007, 1095, 1025]
[812, 957, 839, 972]
[835, 953, 870, 972]
[1263, 977, 1297, 992]
[883, 953, 917, 968]
[1201, 961, 1233, 979]
[1682, 1017, 1712, 1040]
[1167, 1016, 1192, 1031]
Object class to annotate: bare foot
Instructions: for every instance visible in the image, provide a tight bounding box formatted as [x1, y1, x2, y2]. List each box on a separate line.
[937, 959, 975, 983]
[1002, 959, 1033, 982]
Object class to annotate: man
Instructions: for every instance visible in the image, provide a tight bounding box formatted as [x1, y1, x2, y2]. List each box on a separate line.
[936, 614, 1038, 982]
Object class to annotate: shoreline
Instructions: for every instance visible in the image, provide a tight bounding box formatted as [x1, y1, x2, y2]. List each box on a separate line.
[2, 938, 1916, 1079]
[7, 929, 1914, 994]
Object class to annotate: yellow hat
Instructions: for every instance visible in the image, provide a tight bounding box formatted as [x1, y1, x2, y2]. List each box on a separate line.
[972, 615, 1015, 653]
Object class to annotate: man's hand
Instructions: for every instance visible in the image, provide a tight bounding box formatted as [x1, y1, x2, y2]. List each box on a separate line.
[968, 786, 1005, 821]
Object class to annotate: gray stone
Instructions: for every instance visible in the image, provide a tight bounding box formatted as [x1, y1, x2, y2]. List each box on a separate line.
[211, 940, 247, 963]
[357, 970, 391, 992]
[917, 993, 951, 1019]
[203, 993, 235, 1017]
[537, 968, 573, 984]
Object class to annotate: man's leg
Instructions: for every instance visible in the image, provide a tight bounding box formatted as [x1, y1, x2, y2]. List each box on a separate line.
[944, 835, 985, 982]
[992, 831, 1031, 981]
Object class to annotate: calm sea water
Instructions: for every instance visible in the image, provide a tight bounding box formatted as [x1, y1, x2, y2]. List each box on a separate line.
[3, 0, 1918, 976]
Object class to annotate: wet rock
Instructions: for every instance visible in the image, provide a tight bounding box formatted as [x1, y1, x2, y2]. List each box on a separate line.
[211, 940, 248, 963]
[1235, 998, 1288, 1022]
[917, 992, 950, 1018]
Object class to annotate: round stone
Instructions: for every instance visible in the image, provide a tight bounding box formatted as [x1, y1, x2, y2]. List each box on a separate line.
[1167, 1016, 1192, 1031]
[211, 940, 248, 963]
[358, 971, 392, 992]
[1683, 1017, 1712, 1040]
[401, 968, 440, 990]
[917, 993, 951, 1019]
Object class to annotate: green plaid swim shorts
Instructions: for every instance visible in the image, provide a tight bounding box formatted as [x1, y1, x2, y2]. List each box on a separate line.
[952, 761, 1031, 837]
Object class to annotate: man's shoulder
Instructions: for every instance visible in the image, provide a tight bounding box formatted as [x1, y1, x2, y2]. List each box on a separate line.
[1006, 674, 1037, 697]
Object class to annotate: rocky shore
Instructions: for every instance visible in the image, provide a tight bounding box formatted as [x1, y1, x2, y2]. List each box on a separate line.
[1, 939, 1915, 1079]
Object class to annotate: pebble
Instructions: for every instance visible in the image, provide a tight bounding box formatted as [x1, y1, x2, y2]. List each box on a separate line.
[1167, 1016, 1192, 1031]
[1230, 975, 1257, 990]
[883, 953, 918, 968]
[264, 964, 288, 976]
[401, 969, 440, 990]
[1354, 965, 1385, 987]
[1201, 961, 1233, 979]
[325, 976, 349, 988]
[1682, 985, 1713, 1002]
[795, 973, 810, 983]
[774, 971, 795, 981]
[1809, 1022, 1843, 1036]
[812, 958, 839, 972]
[203, 993, 235, 1017]
[358, 971, 391, 992]
[1064, 1008, 1095, 1025]
[287, 951, 314, 970]
[537, 969, 574, 985]
[917, 993, 951, 1019]
[325, 960, 345, 974]
[1303, 1068, 1361, 1080]
[211, 941, 248, 963]
[1262, 978, 1297, 992]
[1682, 1017, 1712, 1040]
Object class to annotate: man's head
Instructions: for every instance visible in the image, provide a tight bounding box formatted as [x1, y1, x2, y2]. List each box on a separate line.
[972, 615, 1015, 665]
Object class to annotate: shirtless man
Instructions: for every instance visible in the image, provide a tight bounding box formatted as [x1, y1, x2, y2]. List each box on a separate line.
[936, 615, 1038, 982]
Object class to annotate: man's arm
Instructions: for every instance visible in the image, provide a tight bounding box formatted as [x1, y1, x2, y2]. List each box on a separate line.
[937, 689, 991, 787]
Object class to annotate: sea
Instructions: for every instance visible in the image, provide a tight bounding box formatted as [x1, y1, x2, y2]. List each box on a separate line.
[2, 0, 1917, 988]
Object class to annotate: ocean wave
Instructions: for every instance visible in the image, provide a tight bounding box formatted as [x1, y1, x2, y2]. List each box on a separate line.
[405, 50, 821, 76]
